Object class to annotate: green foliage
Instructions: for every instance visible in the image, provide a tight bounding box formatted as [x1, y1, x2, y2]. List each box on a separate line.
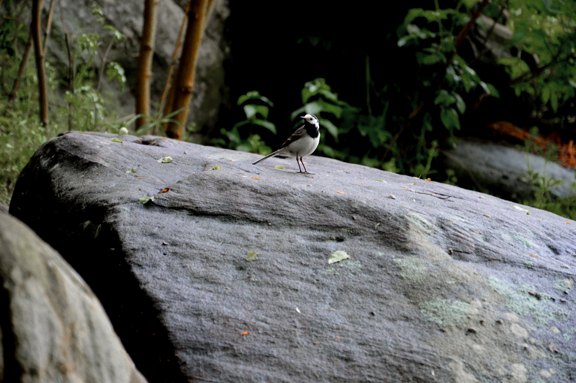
[521, 129, 576, 220]
[500, 0, 576, 117]
[214, 91, 274, 154]
[0, 10, 130, 204]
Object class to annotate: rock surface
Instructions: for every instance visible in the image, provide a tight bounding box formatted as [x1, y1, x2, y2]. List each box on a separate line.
[0, 210, 147, 383]
[444, 138, 576, 201]
[10, 132, 576, 382]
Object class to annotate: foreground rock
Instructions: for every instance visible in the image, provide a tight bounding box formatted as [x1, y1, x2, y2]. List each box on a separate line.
[10, 132, 576, 382]
[0, 211, 146, 383]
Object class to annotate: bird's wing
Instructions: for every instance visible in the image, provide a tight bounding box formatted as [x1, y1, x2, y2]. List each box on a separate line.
[280, 125, 306, 148]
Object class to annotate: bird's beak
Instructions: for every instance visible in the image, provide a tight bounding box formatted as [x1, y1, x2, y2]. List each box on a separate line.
[300, 115, 306, 119]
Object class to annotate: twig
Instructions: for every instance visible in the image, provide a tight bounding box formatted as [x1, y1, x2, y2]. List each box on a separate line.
[405, 187, 453, 200]
[8, 30, 33, 102]
[42, 0, 55, 56]
[96, 37, 114, 92]
[508, 51, 576, 86]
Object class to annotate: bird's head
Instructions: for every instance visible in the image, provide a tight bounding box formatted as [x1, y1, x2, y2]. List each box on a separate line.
[300, 114, 319, 129]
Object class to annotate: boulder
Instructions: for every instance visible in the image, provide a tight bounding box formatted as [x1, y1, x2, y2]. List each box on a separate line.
[0, 211, 147, 383]
[10, 132, 576, 382]
[444, 138, 576, 201]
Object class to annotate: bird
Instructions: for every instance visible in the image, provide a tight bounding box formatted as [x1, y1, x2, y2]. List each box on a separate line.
[252, 113, 320, 174]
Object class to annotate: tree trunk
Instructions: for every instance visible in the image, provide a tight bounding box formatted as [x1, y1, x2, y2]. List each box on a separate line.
[165, 0, 208, 140]
[136, 0, 159, 132]
[32, 0, 49, 127]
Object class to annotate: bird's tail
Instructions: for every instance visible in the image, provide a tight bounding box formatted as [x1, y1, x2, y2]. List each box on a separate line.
[252, 149, 283, 165]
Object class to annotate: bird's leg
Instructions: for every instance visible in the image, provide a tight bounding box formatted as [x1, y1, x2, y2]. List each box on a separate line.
[300, 157, 312, 174]
[296, 157, 304, 173]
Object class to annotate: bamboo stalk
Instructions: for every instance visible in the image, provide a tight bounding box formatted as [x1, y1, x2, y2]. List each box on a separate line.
[135, 0, 159, 132]
[158, 0, 191, 132]
[57, 0, 74, 131]
[32, 0, 49, 127]
[165, 0, 208, 140]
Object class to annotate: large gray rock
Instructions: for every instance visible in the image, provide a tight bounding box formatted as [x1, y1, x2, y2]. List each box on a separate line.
[0, 211, 147, 383]
[47, 0, 229, 135]
[10, 132, 576, 382]
[444, 138, 576, 201]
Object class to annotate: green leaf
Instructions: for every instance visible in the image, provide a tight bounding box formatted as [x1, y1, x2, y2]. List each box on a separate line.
[434, 90, 456, 106]
[139, 196, 154, 204]
[246, 251, 258, 261]
[397, 34, 415, 47]
[454, 93, 466, 114]
[157, 156, 173, 163]
[211, 165, 221, 170]
[422, 54, 442, 65]
[541, 85, 551, 104]
[111, 137, 123, 143]
[321, 119, 339, 140]
[486, 83, 500, 98]
[550, 91, 559, 112]
[440, 108, 461, 131]
[274, 165, 285, 169]
[251, 119, 277, 134]
[126, 168, 136, 173]
[243, 104, 258, 119]
[329, 250, 350, 264]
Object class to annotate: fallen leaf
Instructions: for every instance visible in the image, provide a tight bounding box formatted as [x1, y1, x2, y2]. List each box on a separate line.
[157, 156, 172, 163]
[211, 165, 222, 170]
[529, 254, 537, 258]
[567, 222, 571, 225]
[112, 137, 123, 143]
[561, 264, 570, 269]
[484, 214, 490, 217]
[138, 196, 154, 204]
[306, 184, 311, 187]
[329, 250, 350, 264]
[241, 331, 250, 336]
[513, 205, 529, 212]
[251, 177, 261, 180]
[296, 307, 301, 313]
[360, 182, 364, 185]
[246, 251, 258, 261]
[373, 179, 387, 183]
[274, 165, 285, 169]
[426, 178, 431, 182]
[126, 168, 136, 173]
[161, 188, 170, 193]
[336, 191, 346, 194]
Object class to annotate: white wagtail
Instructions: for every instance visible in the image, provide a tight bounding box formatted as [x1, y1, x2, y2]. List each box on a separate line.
[252, 113, 320, 174]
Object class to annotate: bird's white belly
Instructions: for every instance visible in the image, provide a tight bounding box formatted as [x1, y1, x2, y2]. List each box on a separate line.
[286, 135, 320, 157]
